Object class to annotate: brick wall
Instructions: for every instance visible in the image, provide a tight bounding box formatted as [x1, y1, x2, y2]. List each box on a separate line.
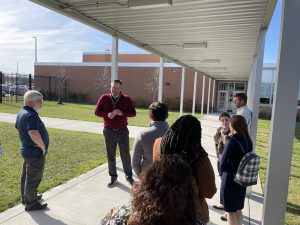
[34, 65, 212, 110]
[83, 53, 160, 63]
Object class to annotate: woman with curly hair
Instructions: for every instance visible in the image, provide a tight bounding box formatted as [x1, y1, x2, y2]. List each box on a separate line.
[101, 155, 203, 225]
[153, 115, 217, 224]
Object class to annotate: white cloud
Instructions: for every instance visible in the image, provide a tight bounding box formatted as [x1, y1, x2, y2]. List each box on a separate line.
[0, 0, 144, 74]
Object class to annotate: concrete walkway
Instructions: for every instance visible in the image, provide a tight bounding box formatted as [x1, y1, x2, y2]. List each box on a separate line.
[0, 113, 145, 138]
[0, 113, 263, 225]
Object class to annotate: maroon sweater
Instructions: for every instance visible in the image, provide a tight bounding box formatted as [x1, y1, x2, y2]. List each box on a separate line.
[95, 93, 136, 129]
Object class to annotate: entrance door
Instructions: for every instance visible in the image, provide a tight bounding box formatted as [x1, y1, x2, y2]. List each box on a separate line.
[217, 91, 228, 112]
[217, 82, 246, 112]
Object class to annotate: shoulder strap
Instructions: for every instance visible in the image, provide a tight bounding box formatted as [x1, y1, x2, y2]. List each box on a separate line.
[232, 136, 248, 154]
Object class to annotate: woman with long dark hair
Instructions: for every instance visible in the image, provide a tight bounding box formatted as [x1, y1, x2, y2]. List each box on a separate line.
[220, 115, 253, 225]
[153, 115, 216, 224]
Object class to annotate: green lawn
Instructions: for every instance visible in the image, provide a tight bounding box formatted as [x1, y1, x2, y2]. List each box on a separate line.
[0, 122, 133, 213]
[1, 101, 299, 224]
[256, 120, 300, 225]
[0, 101, 202, 127]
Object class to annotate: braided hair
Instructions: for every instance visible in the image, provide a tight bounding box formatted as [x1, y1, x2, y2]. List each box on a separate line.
[160, 115, 208, 164]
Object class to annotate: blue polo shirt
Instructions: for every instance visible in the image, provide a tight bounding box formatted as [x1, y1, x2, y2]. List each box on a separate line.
[15, 106, 49, 159]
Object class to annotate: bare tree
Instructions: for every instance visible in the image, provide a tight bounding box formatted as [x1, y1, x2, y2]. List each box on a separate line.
[95, 42, 112, 94]
[55, 67, 69, 104]
[95, 66, 111, 93]
[146, 67, 160, 102]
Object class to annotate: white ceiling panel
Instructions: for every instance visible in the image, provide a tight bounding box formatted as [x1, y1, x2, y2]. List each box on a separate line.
[29, 0, 277, 79]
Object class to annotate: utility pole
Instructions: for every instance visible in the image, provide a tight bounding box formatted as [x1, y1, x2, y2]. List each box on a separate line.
[16, 61, 19, 103]
[32, 37, 37, 63]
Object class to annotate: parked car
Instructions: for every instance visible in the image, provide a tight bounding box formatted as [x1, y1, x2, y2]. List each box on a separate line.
[9, 86, 28, 96]
[1, 85, 9, 94]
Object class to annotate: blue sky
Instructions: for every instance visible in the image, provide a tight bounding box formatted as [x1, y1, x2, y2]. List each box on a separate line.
[264, 0, 282, 63]
[0, 0, 281, 74]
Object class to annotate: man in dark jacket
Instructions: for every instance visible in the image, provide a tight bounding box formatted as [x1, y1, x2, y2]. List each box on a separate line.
[16, 90, 48, 211]
[95, 80, 136, 187]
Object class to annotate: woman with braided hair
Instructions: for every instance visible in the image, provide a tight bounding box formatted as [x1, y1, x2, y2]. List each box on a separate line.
[153, 115, 217, 224]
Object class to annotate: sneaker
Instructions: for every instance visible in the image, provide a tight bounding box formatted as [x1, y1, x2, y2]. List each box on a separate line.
[22, 194, 43, 205]
[213, 204, 224, 210]
[107, 176, 118, 187]
[126, 177, 135, 185]
[25, 202, 48, 211]
[220, 214, 228, 221]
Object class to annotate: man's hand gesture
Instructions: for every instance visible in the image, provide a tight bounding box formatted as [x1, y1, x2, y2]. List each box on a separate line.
[113, 109, 124, 116]
[108, 112, 116, 119]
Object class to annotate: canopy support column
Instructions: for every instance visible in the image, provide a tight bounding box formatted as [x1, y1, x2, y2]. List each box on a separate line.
[207, 78, 211, 115]
[192, 72, 198, 115]
[158, 57, 164, 102]
[201, 75, 206, 115]
[249, 29, 266, 147]
[111, 35, 119, 81]
[211, 79, 216, 112]
[180, 67, 185, 116]
[262, 1, 300, 224]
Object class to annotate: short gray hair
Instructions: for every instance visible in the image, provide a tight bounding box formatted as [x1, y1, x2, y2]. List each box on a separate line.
[24, 90, 43, 106]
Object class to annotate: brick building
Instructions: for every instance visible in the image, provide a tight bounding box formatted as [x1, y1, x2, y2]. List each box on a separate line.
[34, 52, 248, 112]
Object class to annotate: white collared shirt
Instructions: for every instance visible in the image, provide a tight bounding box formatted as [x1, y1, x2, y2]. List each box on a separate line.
[236, 105, 252, 132]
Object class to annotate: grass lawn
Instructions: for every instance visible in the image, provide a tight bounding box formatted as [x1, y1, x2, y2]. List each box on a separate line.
[0, 100, 201, 127]
[256, 120, 300, 225]
[0, 122, 133, 213]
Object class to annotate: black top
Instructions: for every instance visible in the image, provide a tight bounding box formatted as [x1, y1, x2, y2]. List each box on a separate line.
[220, 133, 253, 175]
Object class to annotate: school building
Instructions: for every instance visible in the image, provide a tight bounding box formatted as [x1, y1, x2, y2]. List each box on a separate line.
[34, 52, 300, 117]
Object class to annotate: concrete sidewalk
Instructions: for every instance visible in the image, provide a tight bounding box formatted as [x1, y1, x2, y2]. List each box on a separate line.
[0, 114, 264, 225]
[0, 112, 145, 138]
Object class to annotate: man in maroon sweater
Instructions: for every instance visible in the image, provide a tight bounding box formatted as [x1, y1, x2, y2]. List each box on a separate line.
[95, 79, 136, 187]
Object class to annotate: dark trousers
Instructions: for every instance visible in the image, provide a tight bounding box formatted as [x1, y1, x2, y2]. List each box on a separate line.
[21, 157, 45, 206]
[103, 127, 132, 179]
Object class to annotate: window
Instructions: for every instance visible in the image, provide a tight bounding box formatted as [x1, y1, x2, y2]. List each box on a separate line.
[261, 83, 272, 98]
[218, 82, 228, 91]
[235, 83, 245, 91]
[260, 98, 270, 104]
[262, 69, 274, 83]
[260, 83, 272, 104]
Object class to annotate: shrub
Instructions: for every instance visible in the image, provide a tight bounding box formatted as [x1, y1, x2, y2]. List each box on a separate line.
[67, 92, 88, 103]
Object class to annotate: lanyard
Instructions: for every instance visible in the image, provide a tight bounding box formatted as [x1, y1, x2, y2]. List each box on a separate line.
[110, 94, 121, 110]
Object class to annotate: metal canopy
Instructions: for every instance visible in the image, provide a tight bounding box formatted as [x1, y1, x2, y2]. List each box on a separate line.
[29, 0, 277, 80]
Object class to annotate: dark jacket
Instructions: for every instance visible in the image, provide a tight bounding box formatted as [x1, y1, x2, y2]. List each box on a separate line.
[95, 93, 136, 129]
[220, 133, 253, 175]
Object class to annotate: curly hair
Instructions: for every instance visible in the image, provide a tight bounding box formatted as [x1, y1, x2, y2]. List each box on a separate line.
[160, 115, 207, 164]
[129, 155, 198, 225]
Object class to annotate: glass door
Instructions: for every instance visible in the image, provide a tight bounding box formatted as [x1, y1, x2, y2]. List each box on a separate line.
[217, 81, 246, 112]
[217, 91, 228, 112]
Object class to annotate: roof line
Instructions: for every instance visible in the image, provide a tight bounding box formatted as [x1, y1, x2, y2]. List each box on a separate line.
[262, 0, 278, 29]
[34, 62, 182, 68]
[82, 52, 151, 55]
[34, 62, 276, 68]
